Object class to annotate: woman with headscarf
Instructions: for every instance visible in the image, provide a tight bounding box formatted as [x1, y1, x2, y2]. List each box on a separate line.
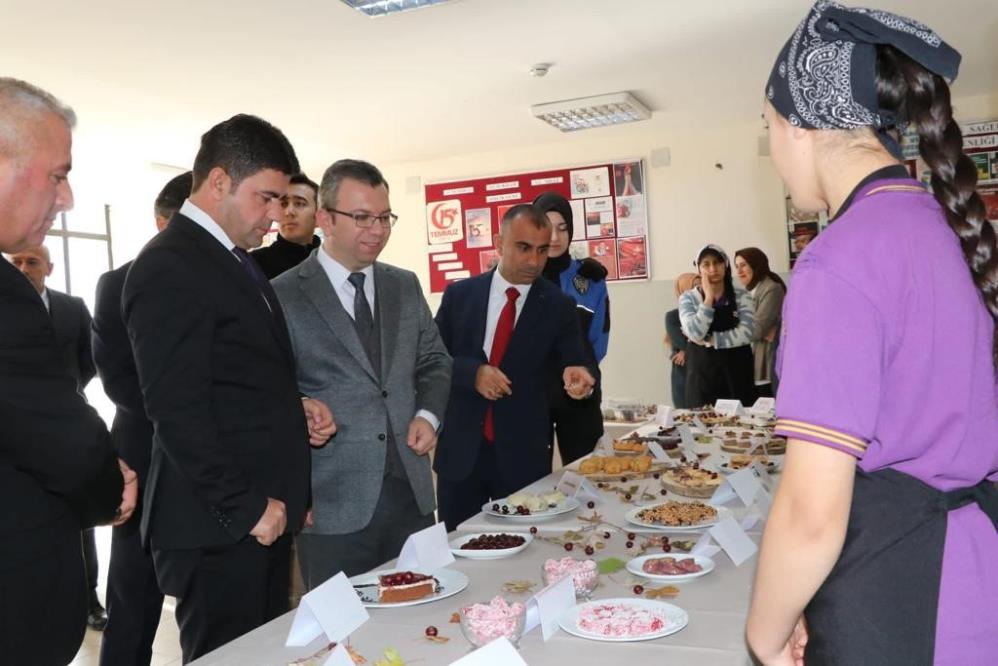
[533, 192, 610, 464]
[678, 244, 756, 407]
[664, 273, 699, 408]
[746, 3, 998, 665]
[733, 248, 786, 397]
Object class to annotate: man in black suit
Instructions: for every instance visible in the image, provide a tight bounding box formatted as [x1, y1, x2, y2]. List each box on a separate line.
[123, 114, 335, 662]
[0, 77, 136, 666]
[94, 170, 192, 665]
[8, 243, 109, 629]
[433, 204, 596, 531]
[250, 172, 321, 279]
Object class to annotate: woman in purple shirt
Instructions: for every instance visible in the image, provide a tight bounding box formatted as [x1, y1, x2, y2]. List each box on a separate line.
[746, 3, 998, 666]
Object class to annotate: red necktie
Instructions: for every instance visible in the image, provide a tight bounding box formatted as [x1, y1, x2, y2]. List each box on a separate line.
[483, 287, 519, 442]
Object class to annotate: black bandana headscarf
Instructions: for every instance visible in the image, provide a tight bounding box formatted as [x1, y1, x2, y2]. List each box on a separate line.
[766, 1, 961, 158]
[533, 192, 573, 284]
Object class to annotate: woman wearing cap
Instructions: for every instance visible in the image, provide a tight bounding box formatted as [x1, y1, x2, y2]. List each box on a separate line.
[678, 245, 756, 407]
[747, 3, 998, 665]
[533, 192, 610, 464]
[733, 248, 786, 398]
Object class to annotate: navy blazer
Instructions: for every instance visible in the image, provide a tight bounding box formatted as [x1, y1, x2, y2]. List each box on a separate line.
[433, 270, 590, 491]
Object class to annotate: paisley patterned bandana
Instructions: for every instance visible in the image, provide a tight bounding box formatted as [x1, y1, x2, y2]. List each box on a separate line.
[766, 1, 961, 157]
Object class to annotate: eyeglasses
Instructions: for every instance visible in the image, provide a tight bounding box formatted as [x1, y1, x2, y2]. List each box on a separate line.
[325, 208, 398, 229]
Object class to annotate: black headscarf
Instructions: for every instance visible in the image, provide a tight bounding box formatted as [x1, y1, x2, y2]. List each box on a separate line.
[766, 1, 961, 158]
[533, 192, 573, 284]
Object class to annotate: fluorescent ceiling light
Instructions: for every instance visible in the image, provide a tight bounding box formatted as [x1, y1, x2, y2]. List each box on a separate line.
[339, 0, 452, 17]
[531, 92, 651, 132]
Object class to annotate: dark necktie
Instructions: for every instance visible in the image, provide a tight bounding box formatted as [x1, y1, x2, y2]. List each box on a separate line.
[347, 272, 377, 369]
[231, 247, 277, 314]
[483, 287, 519, 442]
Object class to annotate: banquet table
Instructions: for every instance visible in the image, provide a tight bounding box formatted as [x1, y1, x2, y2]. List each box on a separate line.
[192, 421, 769, 665]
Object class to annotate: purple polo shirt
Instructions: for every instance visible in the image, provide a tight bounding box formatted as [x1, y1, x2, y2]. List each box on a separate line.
[774, 176, 998, 665]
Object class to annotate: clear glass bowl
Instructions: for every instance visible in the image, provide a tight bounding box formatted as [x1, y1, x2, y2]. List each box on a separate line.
[541, 559, 599, 600]
[459, 599, 526, 648]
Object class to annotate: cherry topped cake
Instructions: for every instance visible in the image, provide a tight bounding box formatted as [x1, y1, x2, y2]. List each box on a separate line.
[377, 571, 437, 603]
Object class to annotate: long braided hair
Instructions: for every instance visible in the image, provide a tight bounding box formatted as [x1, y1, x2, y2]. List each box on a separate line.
[876, 45, 998, 369]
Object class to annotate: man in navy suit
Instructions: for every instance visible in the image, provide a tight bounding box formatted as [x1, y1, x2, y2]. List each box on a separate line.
[433, 204, 596, 530]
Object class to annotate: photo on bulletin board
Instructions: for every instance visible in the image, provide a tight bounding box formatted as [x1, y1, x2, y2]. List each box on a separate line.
[586, 239, 618, 280]
[479, 249, 499, 273]
[584, 197, 614, 238]
[786, 197, 823, 268]
[615, 194, 647, 237]
[569, 167, 611, 198]
[613, 161, 643, 196]
[617, 237, 648, 279]
[465, 208, 492, 249]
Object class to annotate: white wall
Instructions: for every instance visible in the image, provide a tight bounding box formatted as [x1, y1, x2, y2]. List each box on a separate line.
[82, 91, 998, 405]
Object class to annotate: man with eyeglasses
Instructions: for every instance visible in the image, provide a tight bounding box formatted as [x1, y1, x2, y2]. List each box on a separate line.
[250, 172, 321, 280]
[273, 159, 452, 584]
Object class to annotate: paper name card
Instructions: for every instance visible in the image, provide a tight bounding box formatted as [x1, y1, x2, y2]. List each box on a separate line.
[714, 399, 744, 416]
[647, 441, 671, 463]
[324, 643, 358, 666]
[557, 470, 602, 505]
[750, 397, 776, 414]
[710, 467, 763, 507]
[287, 572, 369, 646]
[449, 637, 528, 665]
[677, 425, 698, 461]
[749, 460, 776, 494]
[524, 574, 574, 641]
[654, 405, 672, 427]
[690, 532, 722, 559]
[708, 516, 758, 566]
[396, 522, 454, 572]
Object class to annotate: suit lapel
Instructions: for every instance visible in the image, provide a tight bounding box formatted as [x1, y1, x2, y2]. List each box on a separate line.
[472, 271, 492, 359]
[172, 215, 295, 365]
[297, 255, 379, 383]
[375, 264, 398, 381]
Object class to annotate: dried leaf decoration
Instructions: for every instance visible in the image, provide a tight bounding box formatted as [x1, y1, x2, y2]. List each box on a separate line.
[501, 579, 536, 594]
[577, 510, 604, 524]
[449, 612, 461, 623]
[644, 585, 680, 599]
[597, 557, 626, 575]
[373, 647, 404, 666]
[424, 635, 450, 644]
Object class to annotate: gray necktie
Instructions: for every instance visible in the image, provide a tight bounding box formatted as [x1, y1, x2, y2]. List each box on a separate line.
[347, 272, 377, 366]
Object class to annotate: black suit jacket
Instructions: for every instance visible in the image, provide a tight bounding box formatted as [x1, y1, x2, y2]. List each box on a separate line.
[433, 270, 590, 490]
[47, 287, 96, 391]
[122, 213, 310, 551]
[0, 260, 122, 662]
[92, 261, 155, 486]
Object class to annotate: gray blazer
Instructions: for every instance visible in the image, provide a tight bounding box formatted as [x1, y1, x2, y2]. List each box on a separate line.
[749, 276, 786, 385]
[272, 253, 452, 535]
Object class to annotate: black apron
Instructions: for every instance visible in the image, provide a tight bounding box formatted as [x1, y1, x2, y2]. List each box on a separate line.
[805, 468, 998, 665]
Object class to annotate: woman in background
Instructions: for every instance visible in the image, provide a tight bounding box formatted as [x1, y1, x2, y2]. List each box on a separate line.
[747, 3, 997, 665]
[734, 248, 786, 397]
[678, 245, 755, 407]
[664, 273, 699, 408]
[533, 192, 610, 464]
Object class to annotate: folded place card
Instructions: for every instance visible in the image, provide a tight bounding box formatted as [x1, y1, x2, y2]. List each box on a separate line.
[396, 522, 454, 572]
[750, 397, 776, 414]
[647, 441, 670, 463]
[654, 405, 672, 427]
[287, 572, 369, 647]
[556, 470, 602, 505]
[714, 399, 744, 416]
[676, 425, 698, 461]
[324, 643, 358, 666]
[524, 574, 575, 641]
[708, 516, 758, 566]
[449, 637, 528, 665]
[749, 460, 777, 494]
[690, 532, 722, 559]
[710, 467, 763, 507]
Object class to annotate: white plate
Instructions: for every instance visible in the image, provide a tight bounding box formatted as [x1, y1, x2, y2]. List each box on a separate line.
[625, 554, 715, 582]
[482, 496, 581, 521]
[624, 503, 732, 532]
[350, 568, 469, 608]
[558, 598, 689, 642]
[449, 532, 533, 559]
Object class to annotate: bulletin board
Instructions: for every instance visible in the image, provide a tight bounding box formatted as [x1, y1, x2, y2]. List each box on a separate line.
[424, 159, 651, 293]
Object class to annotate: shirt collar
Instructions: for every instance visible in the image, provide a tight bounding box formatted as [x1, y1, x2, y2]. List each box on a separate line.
[316, 245, 374, 288]
[180, 199, 235, 252]
[490, 267, 531, 301]
[40, 287, 50, 311]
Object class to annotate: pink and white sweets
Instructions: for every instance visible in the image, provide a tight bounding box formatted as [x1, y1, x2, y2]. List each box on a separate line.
[542, 557, 599, 598]
[460, 596, 526, 646]
[577, 602, 668, 638]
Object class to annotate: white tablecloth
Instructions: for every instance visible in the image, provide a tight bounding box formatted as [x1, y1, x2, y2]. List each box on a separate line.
[192, 423, 769, 665]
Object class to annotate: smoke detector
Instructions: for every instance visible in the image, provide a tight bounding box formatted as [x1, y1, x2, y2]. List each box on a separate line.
[529, 63, 553, 78]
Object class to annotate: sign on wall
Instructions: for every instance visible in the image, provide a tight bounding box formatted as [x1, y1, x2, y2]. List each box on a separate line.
[424, 160, 651, 293]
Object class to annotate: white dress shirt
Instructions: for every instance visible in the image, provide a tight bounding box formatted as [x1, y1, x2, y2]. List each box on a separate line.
[180, 199, 235, 252]
[483, 269, 531, 358]
[315, 246, 439, 431]
[40, 287, 50, 312]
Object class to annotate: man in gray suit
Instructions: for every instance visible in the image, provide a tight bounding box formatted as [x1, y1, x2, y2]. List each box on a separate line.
[273, 159, 451, 586]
